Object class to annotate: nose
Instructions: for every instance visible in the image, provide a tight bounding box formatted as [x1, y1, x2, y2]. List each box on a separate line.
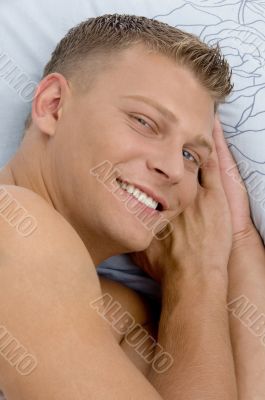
[147, 146, 185, 184]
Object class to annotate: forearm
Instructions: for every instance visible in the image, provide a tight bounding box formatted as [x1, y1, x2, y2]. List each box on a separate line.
[228, 228, 265, 399]
[148, 266, 237, 400]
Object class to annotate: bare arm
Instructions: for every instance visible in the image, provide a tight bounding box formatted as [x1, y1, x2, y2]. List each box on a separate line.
[148, 265, 236, 400]
[212, 116, 265, 399]
[0, 185, 162, 400]
[228, 228, 265, 400]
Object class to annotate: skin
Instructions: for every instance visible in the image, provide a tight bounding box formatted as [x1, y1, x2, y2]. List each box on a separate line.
[0, 43, 216, 398]
[0, 44, 215, 264]
[0, 42, 264, 398]
[213, 122, 265, 400]
[1, 41, 214, 357]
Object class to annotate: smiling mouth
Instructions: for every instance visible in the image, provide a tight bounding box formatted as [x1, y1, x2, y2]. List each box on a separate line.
[116, 178, 164, 211]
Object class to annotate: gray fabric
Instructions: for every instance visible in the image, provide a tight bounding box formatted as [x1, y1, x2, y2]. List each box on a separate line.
[97, 254, 161, 302]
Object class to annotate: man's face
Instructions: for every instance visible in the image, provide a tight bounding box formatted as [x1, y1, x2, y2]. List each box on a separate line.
[51, 44, 215, 255]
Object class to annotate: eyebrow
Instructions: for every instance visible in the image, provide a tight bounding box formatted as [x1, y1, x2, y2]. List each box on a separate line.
[122, 94, 213, 154]
[186, 136, 213, 155]
[123, 94, 178, 123]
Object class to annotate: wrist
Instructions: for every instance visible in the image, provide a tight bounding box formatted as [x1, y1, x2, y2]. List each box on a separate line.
[163, 257, 228, 284]
[161, 261, 228, 307]
[229, 225, 265, 274]
[232, 222, 263, 251]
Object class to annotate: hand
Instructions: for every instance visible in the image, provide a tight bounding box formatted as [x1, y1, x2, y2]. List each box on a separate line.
[131, 124, 233, 285]
[213, 115, 256, 244]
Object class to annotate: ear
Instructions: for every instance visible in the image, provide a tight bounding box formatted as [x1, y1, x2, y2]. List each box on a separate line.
[31, 73, 70, 137]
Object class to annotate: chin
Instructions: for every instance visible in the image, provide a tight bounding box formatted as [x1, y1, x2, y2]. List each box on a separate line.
[106, 204, 160, 253]
[120, 228, 153, 253]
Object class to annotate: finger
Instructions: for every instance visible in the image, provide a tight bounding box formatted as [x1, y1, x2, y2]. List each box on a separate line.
[199, 136, 223, 191]
[213, 114, 244, 186]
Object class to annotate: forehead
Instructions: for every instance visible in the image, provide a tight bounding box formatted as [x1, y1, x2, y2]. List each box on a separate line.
[102, 45, 211, 103]
[104, 45, 206, 90]
[107, 45, 192, 89]
[77, 44, 215, 136]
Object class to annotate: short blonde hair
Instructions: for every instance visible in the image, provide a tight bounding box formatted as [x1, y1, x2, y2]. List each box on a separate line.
[25, 13, 233, 130]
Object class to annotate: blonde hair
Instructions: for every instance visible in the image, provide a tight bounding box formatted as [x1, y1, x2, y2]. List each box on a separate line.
[24, 13, 233, 130]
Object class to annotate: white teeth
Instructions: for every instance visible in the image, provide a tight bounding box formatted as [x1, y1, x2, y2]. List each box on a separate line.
[138, 193, 146, 202]
[127, 185, 134, 194]
[117, 179, 159, 210]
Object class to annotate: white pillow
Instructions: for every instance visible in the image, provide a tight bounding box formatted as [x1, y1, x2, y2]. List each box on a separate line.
[1, 0, 265, 243]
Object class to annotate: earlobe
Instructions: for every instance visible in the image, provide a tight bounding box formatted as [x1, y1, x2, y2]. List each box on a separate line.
[31, 73, 69, 137]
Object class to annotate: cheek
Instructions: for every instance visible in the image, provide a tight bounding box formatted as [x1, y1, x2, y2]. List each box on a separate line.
[178, 174, 199, 209]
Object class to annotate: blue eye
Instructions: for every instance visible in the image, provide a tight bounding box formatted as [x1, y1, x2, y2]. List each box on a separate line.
[134, 116, 151, 128]
[183, 149, 199, 165]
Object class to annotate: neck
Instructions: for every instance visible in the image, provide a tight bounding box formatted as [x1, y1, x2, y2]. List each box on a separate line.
[0, 132, 118, 266]
[0, 134, 55, 208]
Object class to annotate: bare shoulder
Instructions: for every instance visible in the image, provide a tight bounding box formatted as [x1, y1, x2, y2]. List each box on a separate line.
[0, 185, 101, 392]
[0, 184, 74, 239]
[0, 186, 162, 399]
[0, 184, 92, 258]
[0, 184, 98, 282]
[0, 184, 102, 306]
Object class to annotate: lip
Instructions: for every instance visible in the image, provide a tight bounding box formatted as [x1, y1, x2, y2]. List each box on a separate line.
[116, 177, 169, 211]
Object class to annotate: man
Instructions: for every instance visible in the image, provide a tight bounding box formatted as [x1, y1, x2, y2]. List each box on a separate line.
[0, 13, 264, 399]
